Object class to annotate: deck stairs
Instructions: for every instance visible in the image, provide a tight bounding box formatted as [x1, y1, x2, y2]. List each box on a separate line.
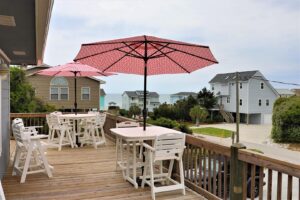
[219, 104, 234, 123]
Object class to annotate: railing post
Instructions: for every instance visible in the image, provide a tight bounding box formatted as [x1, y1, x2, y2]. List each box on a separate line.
[230, 143, 246, 200]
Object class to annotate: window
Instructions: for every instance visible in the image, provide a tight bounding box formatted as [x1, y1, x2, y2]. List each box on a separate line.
[60, 87, 68, 100]
[266, 99, 269, 106]
[240, 83, 242, 89]
[240, 99, 242, 106]
[81, 87, 90, 100]
[50, 77, 69, 100]
[212, 85, 214, 91]
[260, 82, 264, 89]
[231, 83, 234, 86]
[50, 87, 59, 100]
[227, 97, 230, 103]
[259, 99, 262, 106]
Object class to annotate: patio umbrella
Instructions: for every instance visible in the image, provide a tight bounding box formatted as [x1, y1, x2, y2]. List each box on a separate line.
[74, 35, 218, 130]
[37, 62, 113, 114]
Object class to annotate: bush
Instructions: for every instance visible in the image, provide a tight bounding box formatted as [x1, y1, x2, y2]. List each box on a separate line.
[119, 109, 129, 117]
[271, 96, 300, 143]
[148, 117, 179, 129]
[177, 124, 193, 134]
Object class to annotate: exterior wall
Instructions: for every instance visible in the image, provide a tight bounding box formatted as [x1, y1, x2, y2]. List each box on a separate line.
[122, 93, 159, 112]
[0, 68, 10, 179]
[248, 75, 277, 114]
[27, 73, 100, 110]
[100, 96, 105, 110]
[122, 94, 130, 110]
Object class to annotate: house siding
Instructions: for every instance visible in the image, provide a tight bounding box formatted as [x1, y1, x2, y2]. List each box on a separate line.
[27, 72, 101, 110]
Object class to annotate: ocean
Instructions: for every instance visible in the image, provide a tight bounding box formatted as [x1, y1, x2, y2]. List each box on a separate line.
[105, 94, 171, 109]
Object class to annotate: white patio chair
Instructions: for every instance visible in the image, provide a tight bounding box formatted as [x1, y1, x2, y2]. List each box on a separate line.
[141, 133, 186, 200]
[46, 114, 74, 151]
[0, 181, 5, 200]
[80, 113, 106, 149]
[115, 121, 142, 176]
[11, 119, 53, 183]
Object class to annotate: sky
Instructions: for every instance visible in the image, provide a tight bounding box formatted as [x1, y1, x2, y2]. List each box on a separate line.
[44, 0, 300, 94]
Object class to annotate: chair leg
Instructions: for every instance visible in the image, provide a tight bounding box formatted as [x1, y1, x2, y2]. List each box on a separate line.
[141, 152, 149, 188]
[115, 137, 120, 171]
[58, 130, 64, 151]
[179, 158, 186, 195]
[66, 129, 74, 148]
[12, 148, 21, 176]
[20, 146, 33, 183]
[0, 181, 6, 200]
[101, 127, 106, 144]
[149, 152, 155, 200]
[38, 143, 53, 178]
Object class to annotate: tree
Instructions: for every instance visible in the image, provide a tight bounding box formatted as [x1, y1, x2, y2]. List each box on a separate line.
[10, 67, 56, 113]
[197, 87, 217, 110]
[174, 95, 198, 121]
[189, 105, 208, 126]
[153, 103, 175, 120]
[129, 105, 141, 118]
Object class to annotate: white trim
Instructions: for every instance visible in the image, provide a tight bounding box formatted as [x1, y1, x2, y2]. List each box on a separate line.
[0, 77, 2, 156]
[81, 87, 90, 100]
[0, 49, 11, 63]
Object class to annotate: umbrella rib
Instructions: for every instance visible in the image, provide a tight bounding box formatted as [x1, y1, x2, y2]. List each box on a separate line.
[103, 42, 144, 72]
[148, 42, 190, 73]
[152, 42, 218, 64]
[122, 42, 144, 58]
[117, 49, 143, 59]
[74, 41, 141, 61]
[148, 42, 170, 58]
[149, 50, 176, 59]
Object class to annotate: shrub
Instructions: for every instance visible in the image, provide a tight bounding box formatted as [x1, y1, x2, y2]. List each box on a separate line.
[271, 96, 300, 143]
[177, 124, 193, 134]
[148, 117, 179, 129]
[119, 109, 129, 117]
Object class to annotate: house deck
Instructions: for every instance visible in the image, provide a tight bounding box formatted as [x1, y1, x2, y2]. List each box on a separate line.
[2, 139, 204, 200]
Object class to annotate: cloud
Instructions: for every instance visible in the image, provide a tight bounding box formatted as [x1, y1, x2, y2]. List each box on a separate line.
[44, 0, 300, 93]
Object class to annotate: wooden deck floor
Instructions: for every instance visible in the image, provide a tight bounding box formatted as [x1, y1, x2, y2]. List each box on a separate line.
[2, 139, 204, 200]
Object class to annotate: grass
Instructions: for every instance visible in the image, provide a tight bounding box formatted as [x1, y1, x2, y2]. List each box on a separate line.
[192, 127, 233, 138]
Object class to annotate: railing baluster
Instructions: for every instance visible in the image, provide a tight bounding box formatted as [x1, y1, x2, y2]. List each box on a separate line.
[223, 156, 228, 200]
[287, 175, 292, 200]
[208, 150, 212, 192]
[251, 164, 256, 200]
[213, 152, 217, 195]
[242, 163, 247, 200]
[277, 172, 282, 200]
[194, 147, 198, 185]
[198, 147, 203, 188]
[190, 145, 194, 182]
[203, 148, 207, 190]
[186, 144, 190, 180]
[259, 166, 264, 200]
[267, 169, 273, 200]
[218, 154, 222, 198]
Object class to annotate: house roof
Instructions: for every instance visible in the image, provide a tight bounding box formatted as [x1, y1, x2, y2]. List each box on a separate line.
[0, 0, 53, 65]
[26, 64, 106, 84]
[276, 89, 295, 96]
[209, 70, 258, 83]
[123, 90, 159, 98]
[100, 89, 106, 96]
[171, 92, 197, 96]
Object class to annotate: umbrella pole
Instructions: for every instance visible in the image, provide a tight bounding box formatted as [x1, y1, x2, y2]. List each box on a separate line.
[74, 72, 78, 114]
[143, 61, 147, 131]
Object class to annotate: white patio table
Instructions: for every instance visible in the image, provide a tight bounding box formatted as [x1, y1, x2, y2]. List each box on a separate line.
[59, 113, 97, 146]
[110, 126, 183, 188]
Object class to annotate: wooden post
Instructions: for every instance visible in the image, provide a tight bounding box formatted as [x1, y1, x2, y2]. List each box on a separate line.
[230, 143, 246, 200]
[235, 72, 240, 143]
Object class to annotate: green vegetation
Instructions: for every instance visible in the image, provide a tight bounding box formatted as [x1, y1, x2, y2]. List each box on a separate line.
[10, 67, 56, 113]
[129, 105, 141, 118]
[197, 87, 217, 110]
[192, 127, 233, 138]
[189, 105, 208, 126]
[272, 96, 300, 143]
[147, 117, 193, 134]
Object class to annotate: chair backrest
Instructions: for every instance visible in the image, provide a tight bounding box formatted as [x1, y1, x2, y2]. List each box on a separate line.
[153, 133, 185, 161]
[12, 118, 24, 128]
[47, 114, 62, 129]
[12, 119, 28, 145]
[116, 121, 140, 128]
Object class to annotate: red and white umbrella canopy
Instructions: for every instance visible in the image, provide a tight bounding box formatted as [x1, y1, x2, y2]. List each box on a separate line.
[74, 35, 218, 75]
[37, 62, 113, 77]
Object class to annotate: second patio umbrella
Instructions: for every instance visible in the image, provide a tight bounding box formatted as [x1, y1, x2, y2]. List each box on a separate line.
[74, 35, 218, 129]
[37, 62, 113, 114]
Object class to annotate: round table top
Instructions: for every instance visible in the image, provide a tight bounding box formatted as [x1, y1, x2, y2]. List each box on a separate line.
[60, 113, 96, 119]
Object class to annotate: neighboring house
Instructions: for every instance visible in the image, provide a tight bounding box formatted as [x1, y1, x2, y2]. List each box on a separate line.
[122, 91, 160, 112]
[276, 89, 295, 98]
[209, 70, 279, 124]
[26, 64, 106, 112]
[170, 92, 197, 104]
[100, 89, 106, 110]
[0, 0, 53, 179]
[291, 88, 300, 96]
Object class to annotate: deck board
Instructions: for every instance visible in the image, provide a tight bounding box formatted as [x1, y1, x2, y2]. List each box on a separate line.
[2, 139, 205, 200]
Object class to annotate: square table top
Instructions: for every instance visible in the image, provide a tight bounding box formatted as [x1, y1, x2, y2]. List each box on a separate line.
[110, 126, 183, 141]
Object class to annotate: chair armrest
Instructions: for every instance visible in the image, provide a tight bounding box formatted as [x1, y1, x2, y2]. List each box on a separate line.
[26, 126, 43, 129]
[142, 143, 155, 152]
